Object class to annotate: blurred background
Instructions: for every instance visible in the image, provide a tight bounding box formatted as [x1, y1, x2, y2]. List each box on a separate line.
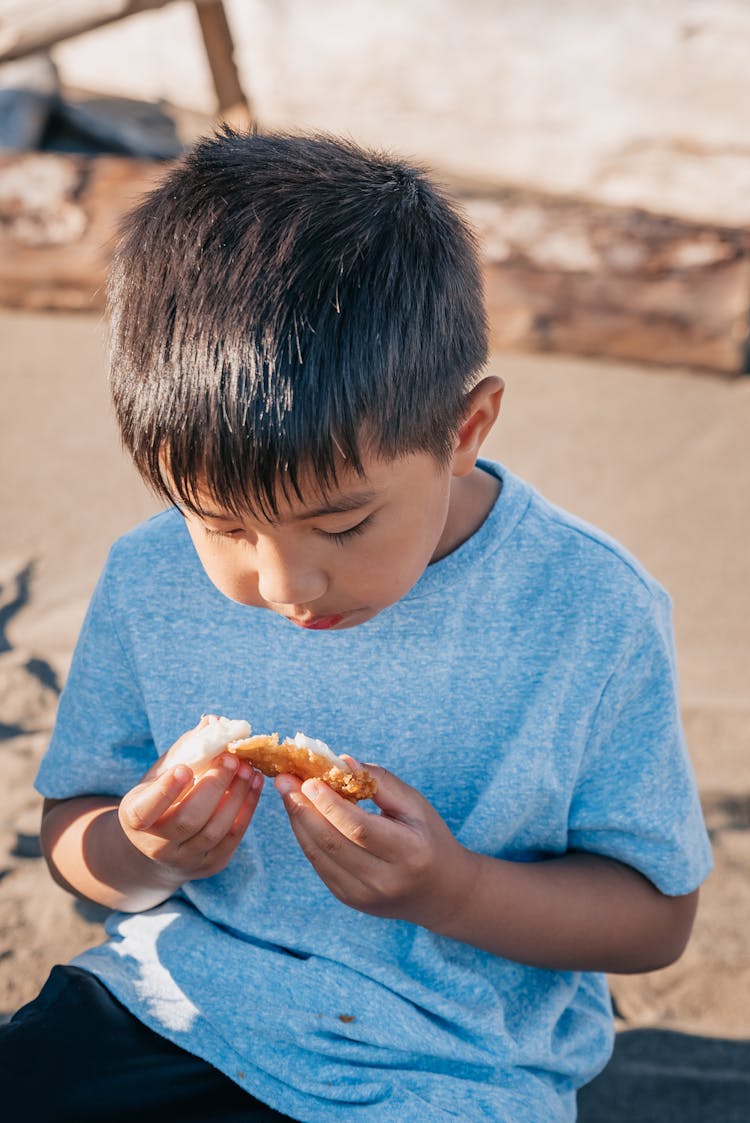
[1, 3, 748, 1119]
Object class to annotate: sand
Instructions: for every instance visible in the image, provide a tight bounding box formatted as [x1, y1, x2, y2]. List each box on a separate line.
[1, 309, 749, 1057]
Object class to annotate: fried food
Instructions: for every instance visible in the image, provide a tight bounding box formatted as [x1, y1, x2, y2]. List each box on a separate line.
[171, 717, 376, 802]
[228, 732, 377, 802]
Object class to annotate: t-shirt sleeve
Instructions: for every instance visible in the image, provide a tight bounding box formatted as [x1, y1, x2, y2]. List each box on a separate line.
[567, 589, 713, 896]
[35, 553, 157, 800]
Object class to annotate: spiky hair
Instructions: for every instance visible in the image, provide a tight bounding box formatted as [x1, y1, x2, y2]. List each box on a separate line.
[108, 130, 488, 517]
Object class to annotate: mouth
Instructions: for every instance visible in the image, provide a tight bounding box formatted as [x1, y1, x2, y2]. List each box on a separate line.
[287, 613, 347, 630]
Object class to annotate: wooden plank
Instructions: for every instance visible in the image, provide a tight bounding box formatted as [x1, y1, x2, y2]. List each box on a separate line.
[0, 1, 174, 63]
[1, 153, 747, 373]
[0, 152, 165, 310]
[463, 190, 750, 375]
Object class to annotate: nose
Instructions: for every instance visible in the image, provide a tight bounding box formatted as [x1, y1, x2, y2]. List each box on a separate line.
[254, 536, 327, 607]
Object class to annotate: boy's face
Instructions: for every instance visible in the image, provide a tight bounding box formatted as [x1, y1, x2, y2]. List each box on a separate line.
[182, 451, 464, 631]
[179, 376, 504, 631]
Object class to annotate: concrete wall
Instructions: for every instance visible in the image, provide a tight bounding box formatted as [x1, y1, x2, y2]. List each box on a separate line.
[50, 0, 750, 225]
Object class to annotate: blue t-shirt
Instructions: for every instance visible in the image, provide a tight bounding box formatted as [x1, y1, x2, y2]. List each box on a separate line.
[36, 461, 712, 1122]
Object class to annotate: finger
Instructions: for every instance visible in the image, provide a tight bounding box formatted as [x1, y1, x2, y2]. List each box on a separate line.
[279, 781, 383, 877]
[339, 753, 365, 771]
[198, 767, 262, 849]
[148, 770, 261, 875]
[300, 778, 399, 858]
[279, 785, 397, 913]
[360, 764, 425, 822]
[200, 778, 264, 873]
[229, 772, 264, 836]
[160, 754, 240, 842]
[121, 765, 194, 832]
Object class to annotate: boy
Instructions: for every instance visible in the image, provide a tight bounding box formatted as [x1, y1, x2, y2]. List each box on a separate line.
[1, 132, 711, 1121]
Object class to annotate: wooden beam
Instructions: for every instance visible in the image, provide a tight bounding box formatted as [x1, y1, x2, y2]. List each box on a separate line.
[0, 1, 175, 63]
[0, 1, 253, 129]
[192, 0, 253, 130]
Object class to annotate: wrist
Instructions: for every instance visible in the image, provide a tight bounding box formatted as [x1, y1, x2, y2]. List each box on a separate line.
[424, 844, 484, 939]
[102, 808, 186, 908]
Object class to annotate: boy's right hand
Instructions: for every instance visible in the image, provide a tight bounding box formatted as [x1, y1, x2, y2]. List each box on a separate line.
[117, 723, 263, 884]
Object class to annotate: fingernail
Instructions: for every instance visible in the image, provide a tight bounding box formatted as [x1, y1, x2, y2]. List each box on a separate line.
[221, 755, 239, 772]
[251, 771, 263, 791]
[275, 776, 293, 796]
[173, 765, 191, 785]
[303, 780, 323, 801]
[237, 763, 253, 780]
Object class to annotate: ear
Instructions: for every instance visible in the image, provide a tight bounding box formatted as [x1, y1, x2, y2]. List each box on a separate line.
[451, 376, 504, 476]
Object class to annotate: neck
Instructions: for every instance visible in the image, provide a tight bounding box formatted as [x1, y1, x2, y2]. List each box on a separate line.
[433, 465, 501, 562]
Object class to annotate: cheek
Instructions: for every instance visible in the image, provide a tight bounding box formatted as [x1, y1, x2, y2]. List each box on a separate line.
[353, 514, 443, 598]
[190, 537, 262, 605]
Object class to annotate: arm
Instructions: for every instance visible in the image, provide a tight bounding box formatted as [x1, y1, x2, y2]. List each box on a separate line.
[41, 746, 262, 914]
[435, 848, 698, 973]
[276, 765, 699, 974]
[42, 794, 184, 913]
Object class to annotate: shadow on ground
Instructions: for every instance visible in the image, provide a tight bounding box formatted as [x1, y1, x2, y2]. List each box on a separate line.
[578, 1028, 750, 1122]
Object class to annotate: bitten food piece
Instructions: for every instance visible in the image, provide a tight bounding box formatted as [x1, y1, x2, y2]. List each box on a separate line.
[171, 716, 376, 802]
[229, 731, 377, 802]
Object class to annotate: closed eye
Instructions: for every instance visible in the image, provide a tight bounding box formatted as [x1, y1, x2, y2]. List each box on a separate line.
[320, 513, 374, 545]
[200, 513, 376, 544]
[203, 525, 244, 541]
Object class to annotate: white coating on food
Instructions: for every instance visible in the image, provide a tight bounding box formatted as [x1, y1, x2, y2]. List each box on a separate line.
[170, 717, 346, 771]
[286, 731, 344, 765]
[171, 716, 252, 767]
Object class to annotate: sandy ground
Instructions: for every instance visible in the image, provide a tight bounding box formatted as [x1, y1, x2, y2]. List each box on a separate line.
[1, 309, 749, 1060]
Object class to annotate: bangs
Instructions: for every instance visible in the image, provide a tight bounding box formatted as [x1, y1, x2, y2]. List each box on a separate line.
[122, 345, 371, 521]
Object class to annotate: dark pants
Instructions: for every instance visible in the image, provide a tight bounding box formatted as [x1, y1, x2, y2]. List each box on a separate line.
[0, 965, 295, 1122]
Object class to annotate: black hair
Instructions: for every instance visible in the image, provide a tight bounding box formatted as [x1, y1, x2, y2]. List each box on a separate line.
[108, 129, 488, 518]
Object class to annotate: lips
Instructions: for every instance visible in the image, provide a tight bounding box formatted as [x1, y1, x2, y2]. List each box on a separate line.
[289, 614, 345, 630]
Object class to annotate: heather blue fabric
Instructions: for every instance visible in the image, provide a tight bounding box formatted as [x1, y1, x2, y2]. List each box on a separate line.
[35, 461, 712, 1122]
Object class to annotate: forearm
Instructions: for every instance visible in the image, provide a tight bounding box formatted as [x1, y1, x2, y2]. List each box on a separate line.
[433, 849, 699, 974]
[41, 797, 185, 913]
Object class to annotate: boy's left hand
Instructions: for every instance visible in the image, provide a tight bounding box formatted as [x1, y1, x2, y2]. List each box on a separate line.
[274, 763, 475, 930]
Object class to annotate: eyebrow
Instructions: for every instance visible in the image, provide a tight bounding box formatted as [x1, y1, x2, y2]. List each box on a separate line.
[193, 489, 380, 523]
